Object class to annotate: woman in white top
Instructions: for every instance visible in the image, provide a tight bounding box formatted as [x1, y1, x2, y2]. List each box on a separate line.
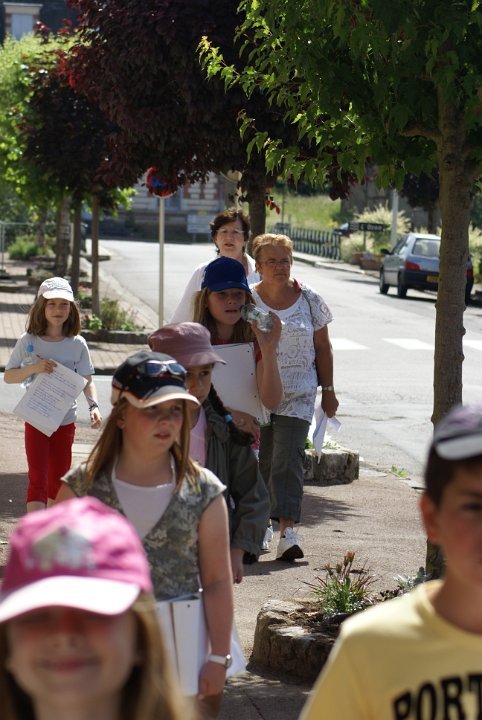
[171, 208, 259, 322]
[250, 233, 339, 563]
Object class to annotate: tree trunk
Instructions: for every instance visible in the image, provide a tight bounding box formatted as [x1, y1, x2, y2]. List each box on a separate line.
[35, 208, 48, 253]
[426, 203, 437, 234]
[433, 99, 471, 426]
[55, 196, 71, 277]
[91, 192, 100, 317]
[242, 163, 267, 252]
[70, 201, 82, 296]
[426, 94, 473, 578]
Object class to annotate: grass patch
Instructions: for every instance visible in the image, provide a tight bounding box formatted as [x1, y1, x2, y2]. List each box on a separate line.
[267, 190, 348, 231]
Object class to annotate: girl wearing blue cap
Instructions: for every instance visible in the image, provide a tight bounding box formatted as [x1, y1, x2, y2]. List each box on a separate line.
[193, 256, 283, 439]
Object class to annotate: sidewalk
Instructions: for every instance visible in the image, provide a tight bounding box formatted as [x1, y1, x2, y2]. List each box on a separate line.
[0, 251, 427, 720]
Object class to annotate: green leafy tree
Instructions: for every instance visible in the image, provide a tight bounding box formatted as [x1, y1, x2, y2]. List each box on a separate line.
[19, 25, 132, 301]
[203, 0, 482, 426]
[0, 35, 55, 227]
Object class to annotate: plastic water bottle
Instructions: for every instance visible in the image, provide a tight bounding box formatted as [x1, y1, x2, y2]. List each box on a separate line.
[21, 342, 36, 388]
[240, 304, 274, 333]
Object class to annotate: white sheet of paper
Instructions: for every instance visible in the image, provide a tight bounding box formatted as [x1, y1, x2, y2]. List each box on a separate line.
[211, 343, 270, 424]
[309, 394, 342, 462]
[14, 363, 87, 437]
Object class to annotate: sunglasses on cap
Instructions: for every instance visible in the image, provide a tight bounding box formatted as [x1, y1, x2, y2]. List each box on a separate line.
[134, 358, 187, 381]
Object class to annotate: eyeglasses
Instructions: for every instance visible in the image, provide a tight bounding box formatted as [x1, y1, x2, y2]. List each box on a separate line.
[217, 229, 245, 238]
[260, 258, 291, 267]
[135, 359, 186, 382]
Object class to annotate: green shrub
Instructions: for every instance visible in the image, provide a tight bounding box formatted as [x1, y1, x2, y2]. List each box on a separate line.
[8, 236, 42, 260]
[99, 298, 139, 331]
[304, 551, 375, 617]
[379, 567, 430, 601]
[83, 314, 103, 331]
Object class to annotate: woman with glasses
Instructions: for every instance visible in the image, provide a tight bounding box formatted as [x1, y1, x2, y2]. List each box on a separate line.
[55, 351, 234, 718]
[171, 208, 259, 323]
[250, 234, 339, 562]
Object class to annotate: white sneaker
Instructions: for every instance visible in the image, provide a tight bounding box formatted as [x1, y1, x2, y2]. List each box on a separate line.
[276, 527, 304, 561]
[262, 525, 274, 551]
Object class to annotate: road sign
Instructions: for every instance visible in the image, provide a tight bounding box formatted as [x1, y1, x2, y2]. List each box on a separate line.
[349, 222, 387, 232]
[187, 214, 211, 235]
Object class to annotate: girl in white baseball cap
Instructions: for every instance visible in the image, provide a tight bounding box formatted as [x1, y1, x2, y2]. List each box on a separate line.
[4, 277, 101, 512]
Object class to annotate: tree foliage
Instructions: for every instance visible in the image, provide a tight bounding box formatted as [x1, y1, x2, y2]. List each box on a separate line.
[0, 34, 56, 219]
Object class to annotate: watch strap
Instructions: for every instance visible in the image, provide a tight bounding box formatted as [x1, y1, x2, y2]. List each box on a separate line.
[207, 653, 232, 668]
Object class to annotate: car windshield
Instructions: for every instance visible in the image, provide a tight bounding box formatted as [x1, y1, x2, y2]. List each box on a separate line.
[412, 239, 440, 258]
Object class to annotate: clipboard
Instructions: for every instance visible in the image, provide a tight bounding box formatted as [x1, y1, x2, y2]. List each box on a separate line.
[211, 343, 270, 424]
[157, 594, 208, 696]
[156, 593, 245, 696]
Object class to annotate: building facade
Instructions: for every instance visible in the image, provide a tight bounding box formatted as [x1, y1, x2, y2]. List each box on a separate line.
[0, 1, 77, 41]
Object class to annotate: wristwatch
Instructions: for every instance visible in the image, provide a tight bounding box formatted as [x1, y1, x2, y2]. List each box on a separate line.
[207, 653, 233, 668]
[322, 385, 335, 392]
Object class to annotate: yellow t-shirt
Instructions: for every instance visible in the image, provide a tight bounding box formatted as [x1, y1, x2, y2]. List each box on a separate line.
[300, 580, 482, 719]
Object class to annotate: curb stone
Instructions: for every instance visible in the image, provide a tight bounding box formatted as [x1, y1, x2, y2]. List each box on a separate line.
[303, 447, 359, 485]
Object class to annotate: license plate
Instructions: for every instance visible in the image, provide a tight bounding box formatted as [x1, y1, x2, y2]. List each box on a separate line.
[427, 275, 438, 283]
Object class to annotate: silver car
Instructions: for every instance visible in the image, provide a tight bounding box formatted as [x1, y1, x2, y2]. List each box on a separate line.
[379, 232, 474, 303]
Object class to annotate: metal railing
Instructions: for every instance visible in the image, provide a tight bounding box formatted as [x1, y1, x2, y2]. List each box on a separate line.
[269, 223, 342, 261]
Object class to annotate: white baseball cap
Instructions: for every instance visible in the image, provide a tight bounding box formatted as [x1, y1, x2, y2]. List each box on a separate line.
[37, 277, 74, 302]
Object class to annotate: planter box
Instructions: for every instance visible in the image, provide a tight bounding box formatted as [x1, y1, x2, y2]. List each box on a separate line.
[359, 252, 382, 271]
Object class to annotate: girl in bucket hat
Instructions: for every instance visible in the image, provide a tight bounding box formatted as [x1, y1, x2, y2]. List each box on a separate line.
[0, 496, 190, 720]
[4, 277, 101, 512]
[56, 351, 234, 717]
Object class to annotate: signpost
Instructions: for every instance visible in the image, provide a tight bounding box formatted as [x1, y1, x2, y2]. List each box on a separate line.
[349, 222, 387, 232]
[187, 213, 211, 240]
[349, 221, 387, 250]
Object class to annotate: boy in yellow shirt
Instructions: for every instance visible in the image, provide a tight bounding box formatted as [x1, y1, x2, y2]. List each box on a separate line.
[300, 404, 482, 720]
